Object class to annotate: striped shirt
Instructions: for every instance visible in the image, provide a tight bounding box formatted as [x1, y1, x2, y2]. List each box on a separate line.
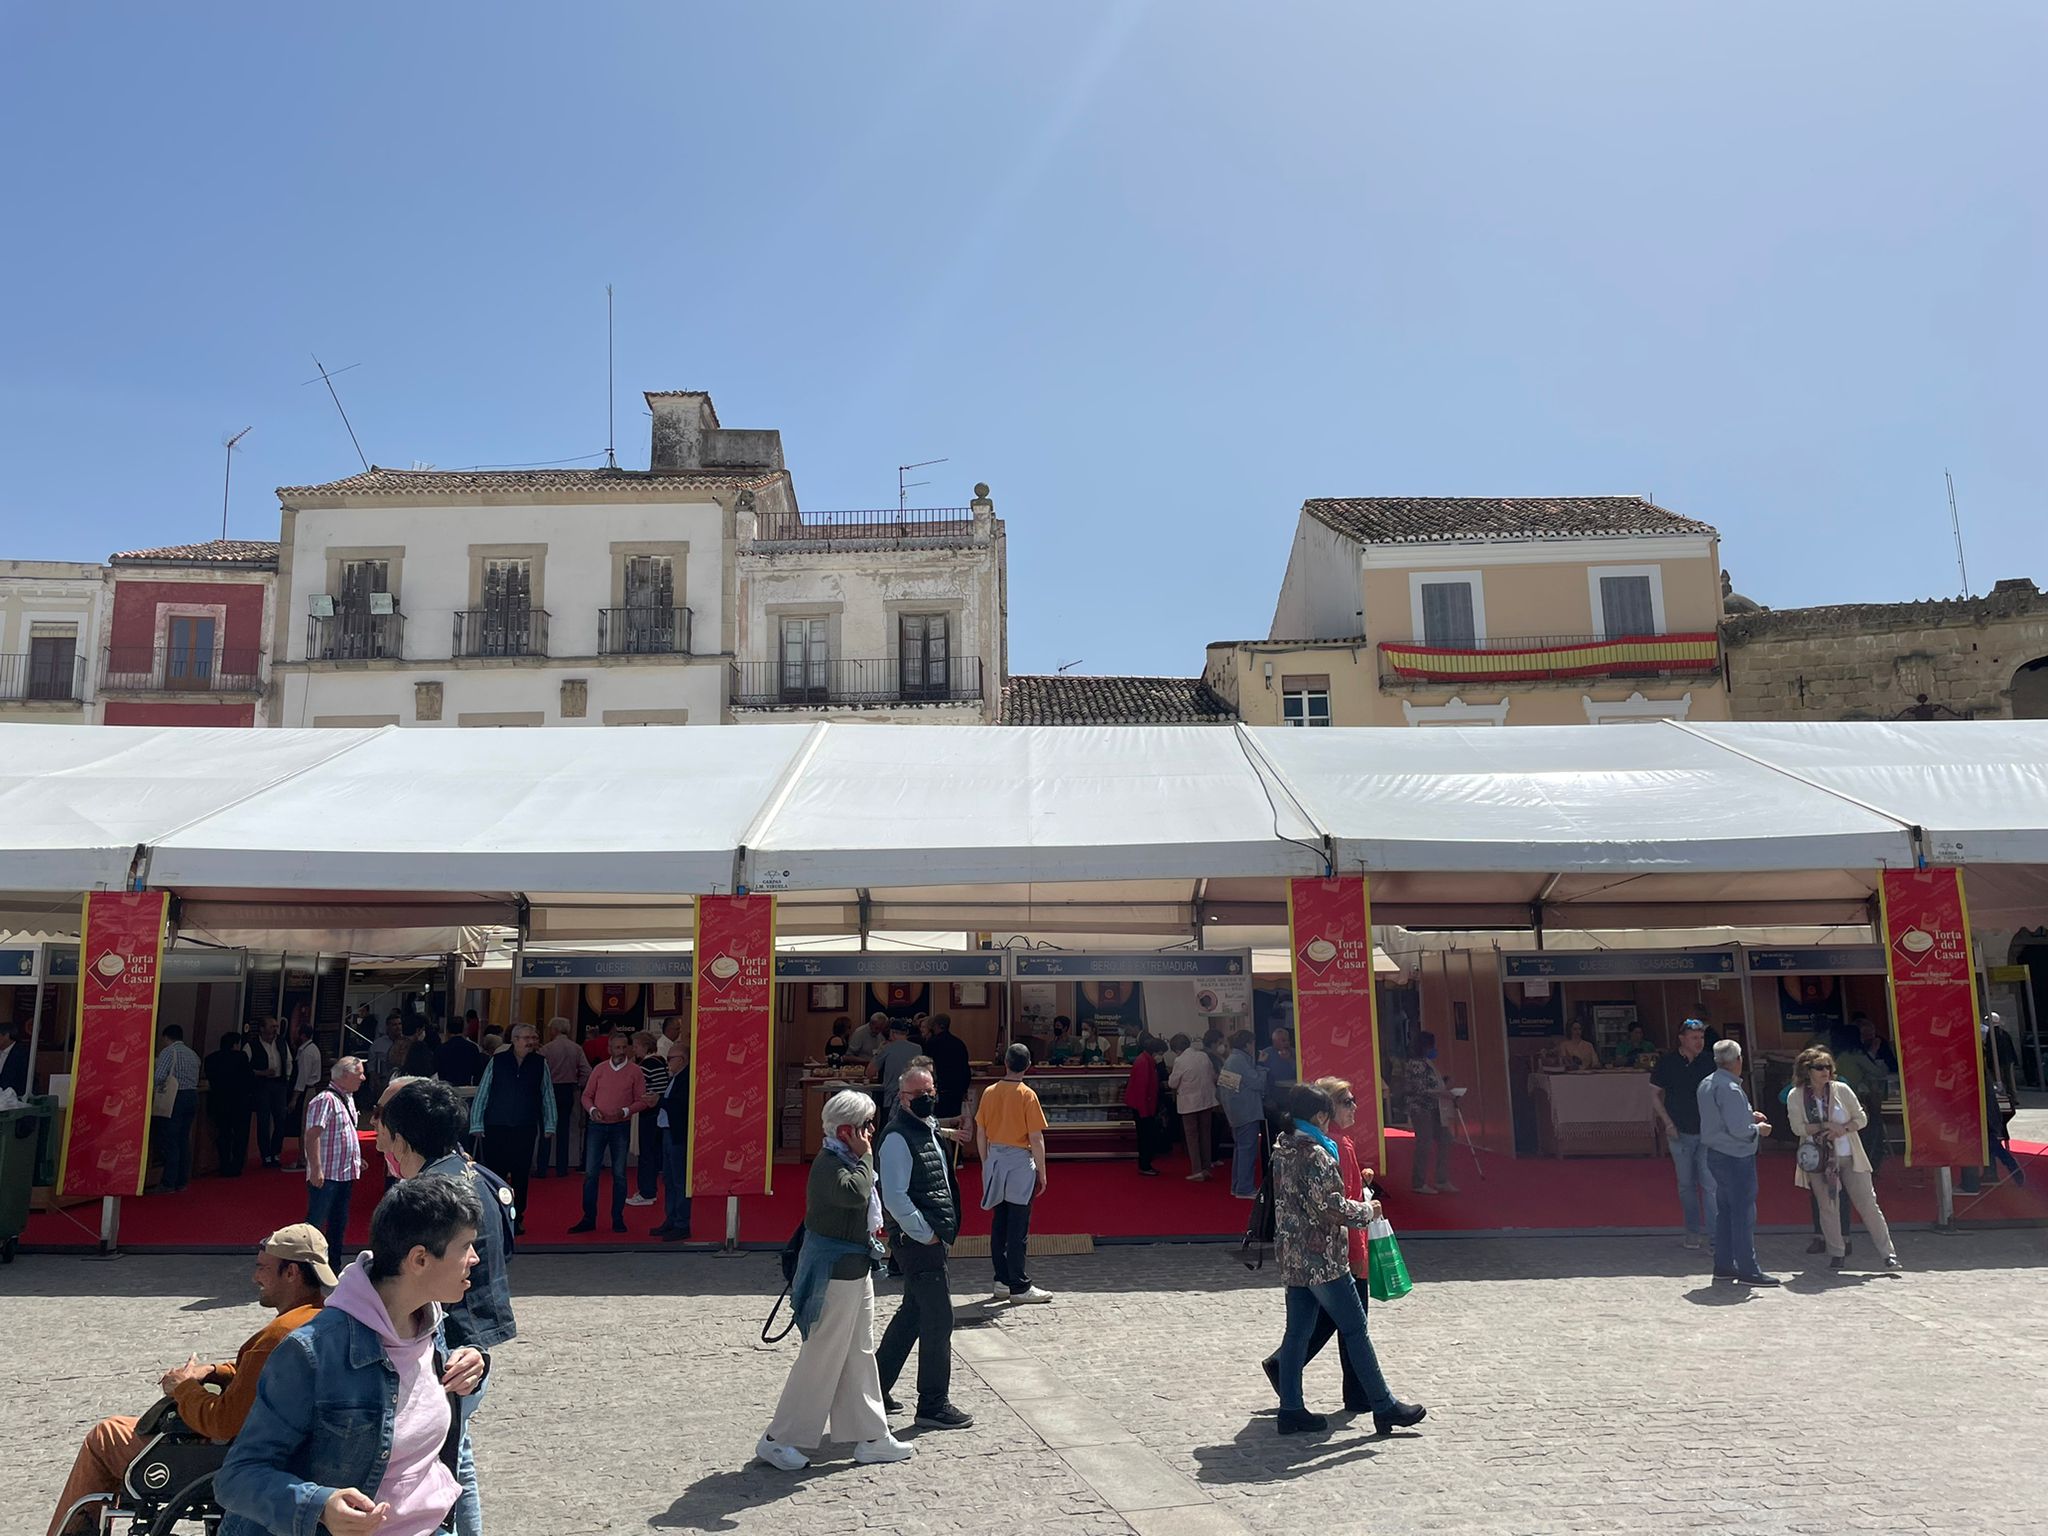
[638, 1055, 671, 1105]
[154, 1041, 201, 1095]
[303, 1085, 362, 1182]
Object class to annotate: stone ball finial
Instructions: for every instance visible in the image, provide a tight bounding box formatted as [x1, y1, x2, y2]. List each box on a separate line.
[973, 482, 990, 500]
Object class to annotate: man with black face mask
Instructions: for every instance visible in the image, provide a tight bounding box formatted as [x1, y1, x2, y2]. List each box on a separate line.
[874, 1062, 974, 1431]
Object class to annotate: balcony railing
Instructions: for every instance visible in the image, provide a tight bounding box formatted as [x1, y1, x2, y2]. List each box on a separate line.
[307, 610, 405, 662]
[453, 608, 550, 659]
[599, 606, 692, 656]
[730, 656, 984, 709]
[750, 507, 978, 544]
[0, 652, 87, 703]
[1379, 632, 1721, 686]
[103, 646, 264, 694]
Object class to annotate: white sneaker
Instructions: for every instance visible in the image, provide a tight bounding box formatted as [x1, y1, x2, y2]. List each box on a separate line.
[1009, 1285, 1053, 1304]
[755, 1434, 808, 1471]
[854, 1433, 915, 1464]
[625, 1195, 657, 1207]
[990, 1285, 1012, 1304]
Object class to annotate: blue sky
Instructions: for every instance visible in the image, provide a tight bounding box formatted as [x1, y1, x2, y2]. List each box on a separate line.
[2, 3, 2041, 676]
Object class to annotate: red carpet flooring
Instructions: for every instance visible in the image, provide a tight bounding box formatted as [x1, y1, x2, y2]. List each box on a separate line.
[23, 1130, 2046, 1253]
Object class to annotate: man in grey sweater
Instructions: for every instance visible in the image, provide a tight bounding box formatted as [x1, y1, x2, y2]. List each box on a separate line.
[1697, 1039, 1778, 1286]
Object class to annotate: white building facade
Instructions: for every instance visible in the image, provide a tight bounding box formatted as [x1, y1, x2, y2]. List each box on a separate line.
[0, 560, 106, 723]
[733, 488, 1007, 724]
[272, 392, 785, 729]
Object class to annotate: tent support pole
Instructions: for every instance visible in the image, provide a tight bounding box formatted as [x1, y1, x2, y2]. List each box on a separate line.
[1934, 1168, 1955, 1230]
[25, 950, 47, 1097]
[99, 1196, 120, 1256]
[725, 1195, 740, 1252]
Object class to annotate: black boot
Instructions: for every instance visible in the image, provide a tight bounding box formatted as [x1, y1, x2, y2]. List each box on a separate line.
[1373, 1401, 1428, 1436]
[1277, 1409, 1328, 1435]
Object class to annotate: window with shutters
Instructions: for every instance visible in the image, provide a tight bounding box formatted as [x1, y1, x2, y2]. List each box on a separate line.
[166, 615, 217, 685]
[898, 613, 950, 700]
[1590, 567, 1664, 640]
[480, 559, 532, 655]
[780, 616, 829, 702]
[27, 623, 78, 699]
[1416, 578, 1479, 648]
[335, 559, 394, 659]
[1280, 674, 1332, 726]
[620, 555, 677, 653]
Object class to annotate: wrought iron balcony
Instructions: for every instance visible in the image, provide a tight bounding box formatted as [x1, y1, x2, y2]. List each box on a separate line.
[0, 652, 87, 703]
[599, 606, 692, 656]
[730, 656, 984, 709]
[453, 608, 550, 659]
[748, 507, 979, 546]
[307, 610, 405, 662]
[102, 646, 264, 694]
[1378, 632, 1721, 686]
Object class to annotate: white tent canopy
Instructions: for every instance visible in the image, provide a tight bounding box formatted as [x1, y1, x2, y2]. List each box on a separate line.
[2, 720, 2045, 939]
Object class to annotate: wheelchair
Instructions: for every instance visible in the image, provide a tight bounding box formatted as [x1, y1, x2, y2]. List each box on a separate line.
[58, 1397, 227, 1535]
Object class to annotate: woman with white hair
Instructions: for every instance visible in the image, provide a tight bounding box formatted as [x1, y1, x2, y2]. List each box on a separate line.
[756, 1090, 914, 1471]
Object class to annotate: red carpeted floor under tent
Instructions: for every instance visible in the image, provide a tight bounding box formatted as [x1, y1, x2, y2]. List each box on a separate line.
[23, 1129, 2046, 1255]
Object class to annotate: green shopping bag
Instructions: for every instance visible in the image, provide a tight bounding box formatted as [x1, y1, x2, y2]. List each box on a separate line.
[1365, 1217, 1413, 1302]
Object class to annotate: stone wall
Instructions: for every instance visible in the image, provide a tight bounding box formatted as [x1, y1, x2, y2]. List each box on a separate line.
[1720, 577, 2048, 721]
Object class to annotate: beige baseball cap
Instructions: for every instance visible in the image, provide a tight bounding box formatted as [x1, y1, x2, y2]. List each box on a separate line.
[262, 1223, 339, 1288]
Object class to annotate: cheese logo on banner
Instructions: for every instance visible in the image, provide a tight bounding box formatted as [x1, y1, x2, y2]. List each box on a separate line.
[1879, 867, 1988, 1168]
[1288, 876, 1384, 1168]
[687, 894, 777, 1199]
[58, 890, 170, 1199]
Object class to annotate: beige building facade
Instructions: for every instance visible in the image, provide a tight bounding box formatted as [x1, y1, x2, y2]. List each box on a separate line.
[1211, 497, 1732, 727]
[0, 560, 105, 722]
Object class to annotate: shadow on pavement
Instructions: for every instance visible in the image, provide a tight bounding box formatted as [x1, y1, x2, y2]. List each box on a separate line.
[652, 1460, 836, 1531]
[1190, 1412, 1381, 1484]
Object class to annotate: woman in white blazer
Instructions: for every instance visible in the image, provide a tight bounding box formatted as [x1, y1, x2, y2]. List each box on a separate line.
[1788, 1048, 1901, 1271]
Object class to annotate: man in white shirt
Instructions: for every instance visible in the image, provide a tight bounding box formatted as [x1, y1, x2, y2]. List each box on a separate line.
[152, 1026, 203, 1192]
[285, 1023, 323, 1171]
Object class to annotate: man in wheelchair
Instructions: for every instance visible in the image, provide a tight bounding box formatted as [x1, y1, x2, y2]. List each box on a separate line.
[47, 1225, 332, 1536]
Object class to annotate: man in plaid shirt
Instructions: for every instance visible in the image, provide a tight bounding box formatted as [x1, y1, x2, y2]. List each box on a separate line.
[303, 1056, 367, 1268]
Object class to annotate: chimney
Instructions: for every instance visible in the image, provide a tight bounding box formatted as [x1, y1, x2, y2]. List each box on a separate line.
[646, 391, 719, 472]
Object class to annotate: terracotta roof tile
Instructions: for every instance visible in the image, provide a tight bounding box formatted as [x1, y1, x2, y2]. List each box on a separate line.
[1002, 674, 1237, 726]
[110, 538, 279, 568]
[1304, 496, 1715, 545]
[277, 465, 784, 501]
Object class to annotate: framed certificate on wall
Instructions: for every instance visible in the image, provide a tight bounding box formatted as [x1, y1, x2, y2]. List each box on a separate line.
[953, 981, 990, 1008]
[808, 983, 848, 1011]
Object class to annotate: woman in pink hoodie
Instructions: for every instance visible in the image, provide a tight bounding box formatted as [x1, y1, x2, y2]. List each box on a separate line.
[218, 1176, 487, 1536]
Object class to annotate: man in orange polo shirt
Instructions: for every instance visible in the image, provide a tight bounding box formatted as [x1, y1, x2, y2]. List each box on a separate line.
[47, 1225, 331, 1535]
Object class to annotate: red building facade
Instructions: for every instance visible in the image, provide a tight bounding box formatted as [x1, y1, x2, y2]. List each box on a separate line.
[98, 540, 278, 727]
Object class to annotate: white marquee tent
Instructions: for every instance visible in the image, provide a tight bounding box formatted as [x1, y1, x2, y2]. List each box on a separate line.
[2, 719, 2045, 942]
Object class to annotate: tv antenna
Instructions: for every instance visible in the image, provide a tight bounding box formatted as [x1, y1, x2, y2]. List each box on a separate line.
[605, 284, 617, 470]
[220, 426, 252, 540]
[1057, 658, 1084, 673]
[303, 356, 370, 472]
[899, 457, 947, 513]
[1945, 469, 1972, 598]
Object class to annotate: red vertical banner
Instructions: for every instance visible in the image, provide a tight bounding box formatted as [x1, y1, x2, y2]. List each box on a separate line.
[1879, 867, 1988, 1167]
[1288, 876, 1384, 1169]
[58, 891, 170, 1198]
[688, 894, 777, 1197]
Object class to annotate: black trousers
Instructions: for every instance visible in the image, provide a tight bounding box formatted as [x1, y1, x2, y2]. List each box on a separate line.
[636, 1107, 663, 1198]
[1265, 1274, 1374, 1404]
[253, 1079, 289, 1162]
[1136, 1112, 1170, 1172]
[211, 1104, 251, 1177]
[991, 1198, 1033, 1293]
[877, 1246, 954, 1413]
[538, 1084, 578, 1174]
[479, 1123, 538, 1224]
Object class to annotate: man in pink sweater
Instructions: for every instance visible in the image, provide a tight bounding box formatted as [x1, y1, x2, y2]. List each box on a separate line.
[570, 1028, 655, 1234]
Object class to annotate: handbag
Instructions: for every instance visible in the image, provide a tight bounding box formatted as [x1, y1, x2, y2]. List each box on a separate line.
[1796, 1140, 1823, 1173]
[1364, 1217, 1413, 1302]
[760, 1222, 807, 1344]
[151, 1075, 178, 1118]
[1236, 1173, 1273, 1270]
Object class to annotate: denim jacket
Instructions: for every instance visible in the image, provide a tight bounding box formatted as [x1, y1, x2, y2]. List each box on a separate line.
[420, 1152, 517, 1351]
[215, 1307, 468, 1536]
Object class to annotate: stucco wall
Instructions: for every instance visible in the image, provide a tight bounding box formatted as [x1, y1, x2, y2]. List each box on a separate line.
[1269, 515, 1364, 641]
[1721, 578, 2048, 721]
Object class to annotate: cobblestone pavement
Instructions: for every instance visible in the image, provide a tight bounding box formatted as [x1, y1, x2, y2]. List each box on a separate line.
[8, 1227, 2047, 1535]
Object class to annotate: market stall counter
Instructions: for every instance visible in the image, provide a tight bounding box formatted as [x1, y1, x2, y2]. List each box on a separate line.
[792, 1064, 1135, 1160]
[1528, 1069, 1657, 1157]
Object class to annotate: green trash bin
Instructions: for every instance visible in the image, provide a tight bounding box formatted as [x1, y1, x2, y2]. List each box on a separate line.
[0, 1098, 54, 1262]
